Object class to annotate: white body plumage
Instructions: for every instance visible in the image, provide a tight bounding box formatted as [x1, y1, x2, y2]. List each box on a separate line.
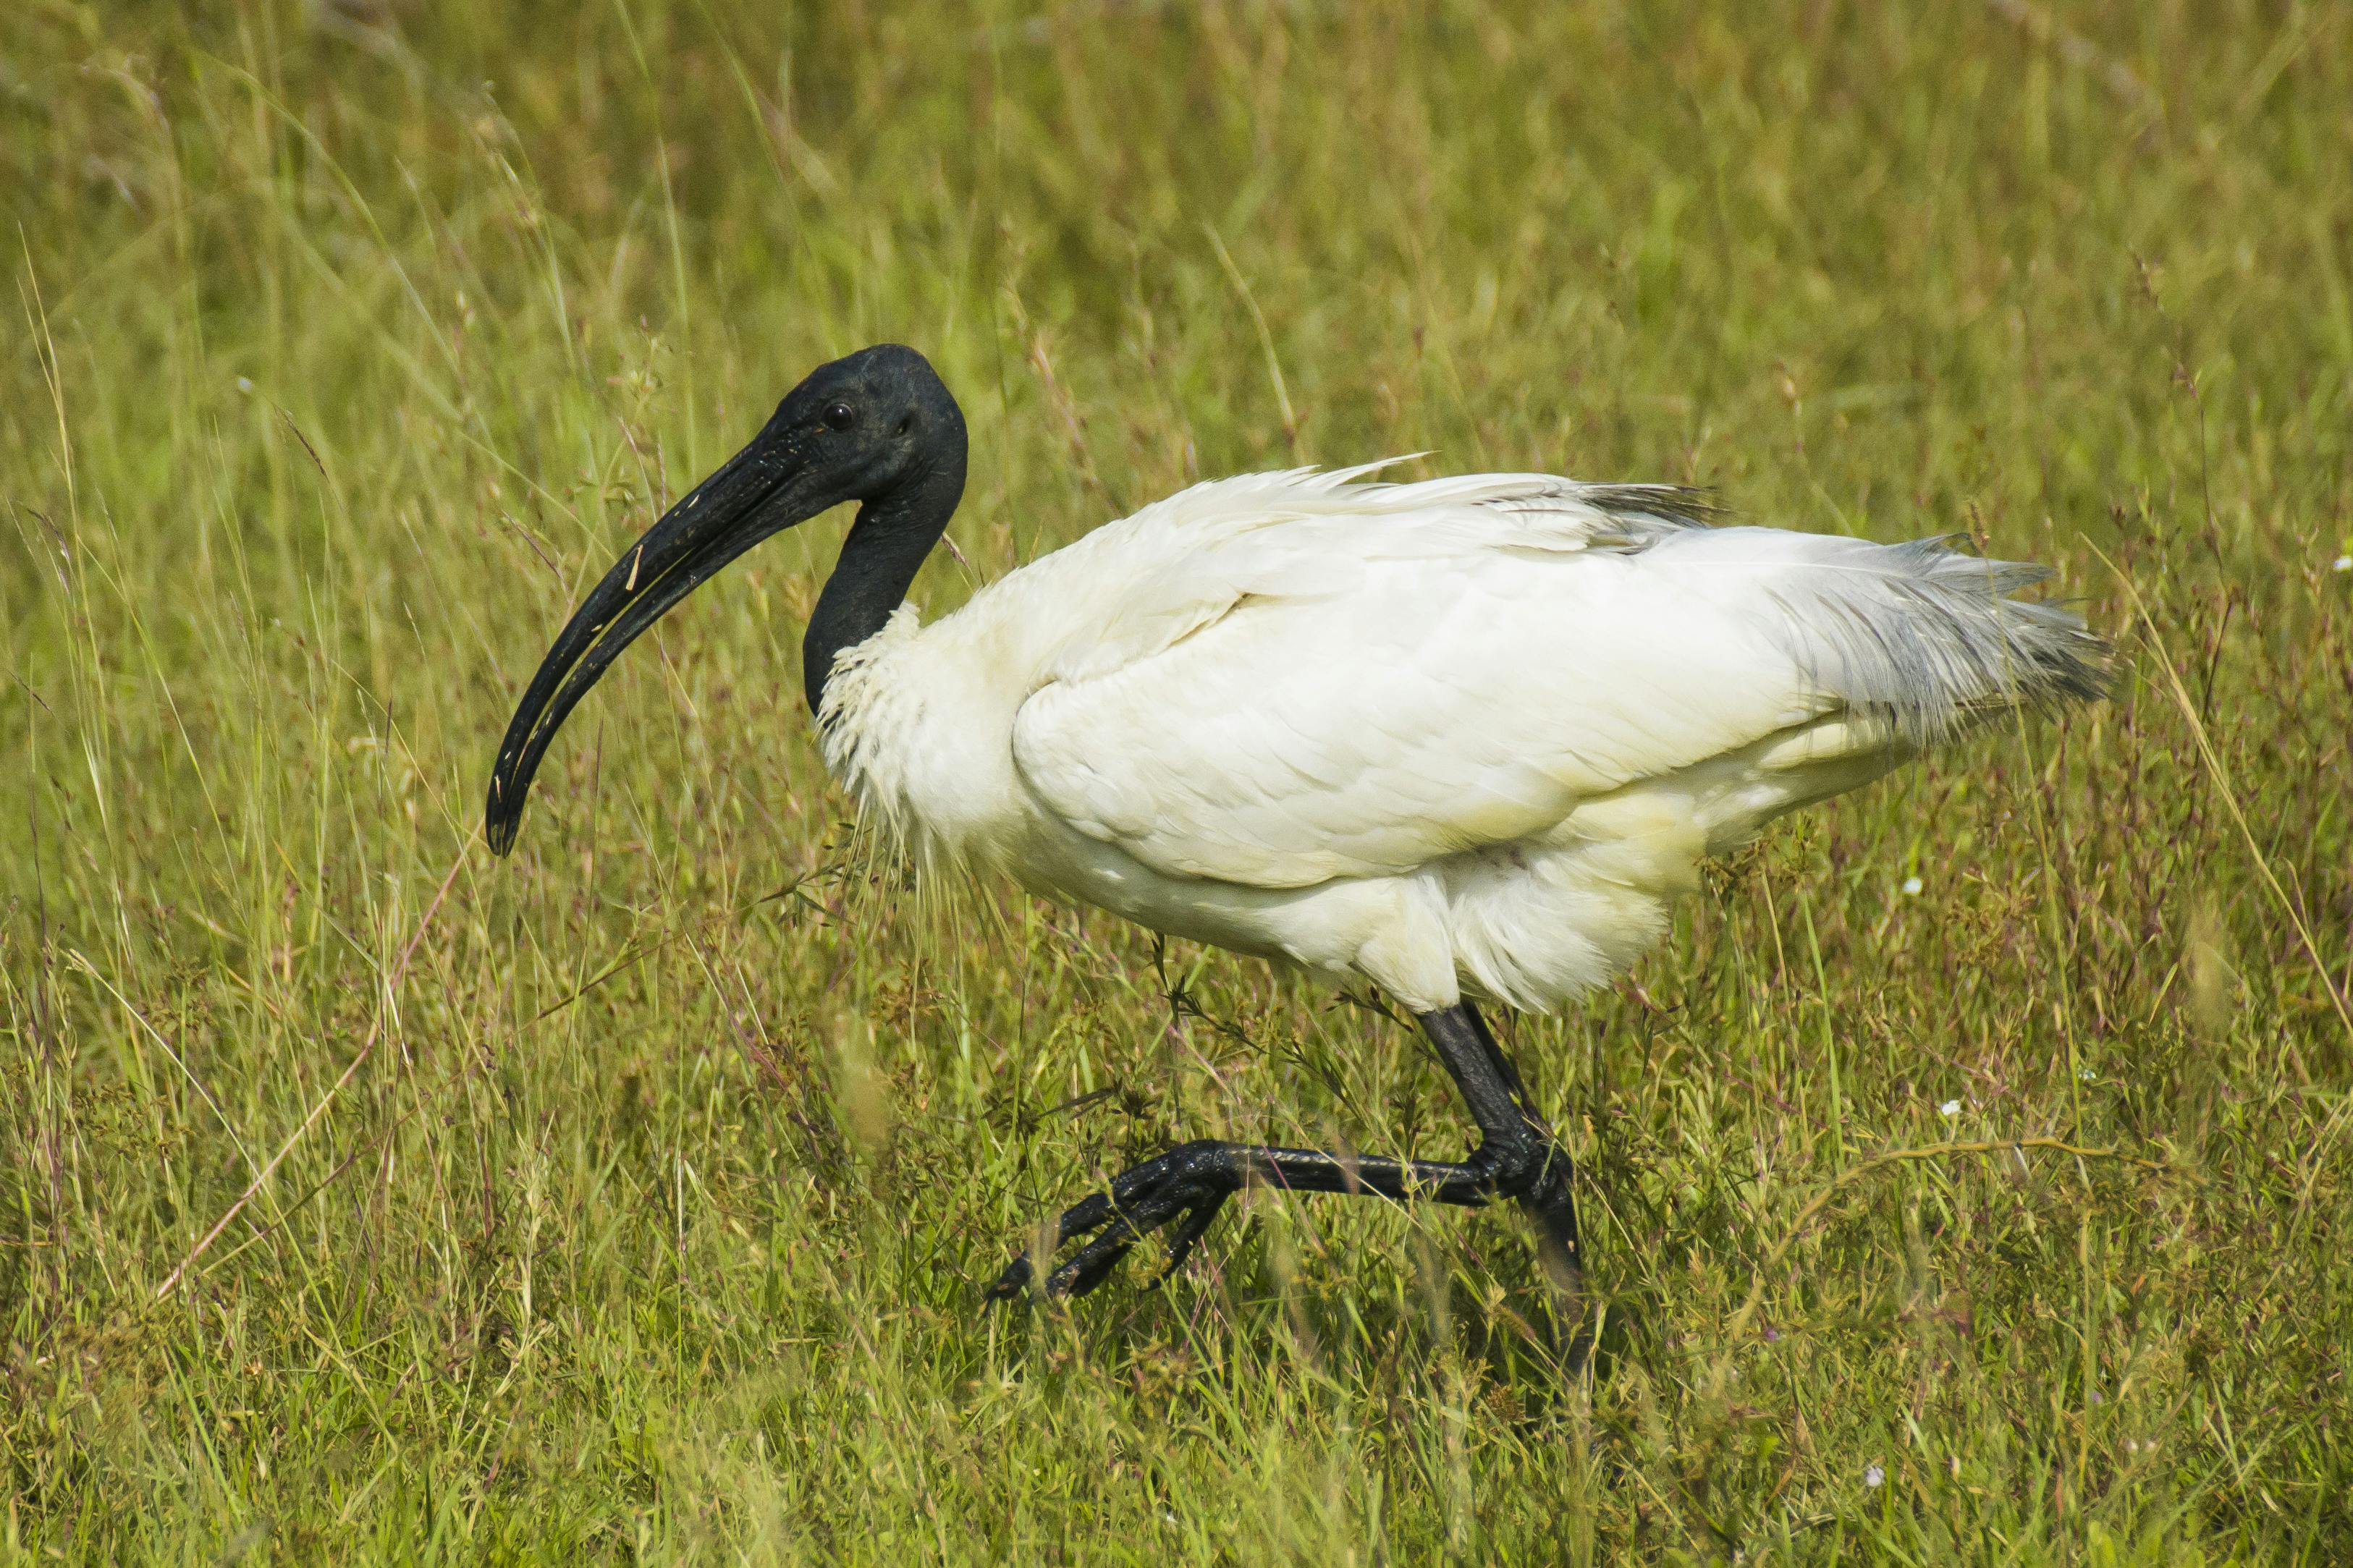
[819, 463, 2100, 1015]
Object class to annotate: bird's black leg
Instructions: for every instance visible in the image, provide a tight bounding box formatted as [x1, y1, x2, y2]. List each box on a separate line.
[1433, 1001, 1584, 1297]
[987, 1001, 1580, 1300]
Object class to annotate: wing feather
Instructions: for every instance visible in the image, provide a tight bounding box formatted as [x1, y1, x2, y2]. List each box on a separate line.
[1010, 470, 2103, 890]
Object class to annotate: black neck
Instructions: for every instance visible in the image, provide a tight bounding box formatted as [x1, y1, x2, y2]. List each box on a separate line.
[802, 452, 965, 714]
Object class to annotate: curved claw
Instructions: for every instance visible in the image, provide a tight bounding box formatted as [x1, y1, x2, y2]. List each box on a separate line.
[987, 1141, 1241, 1303]
[984, 1255, 1037, 1301]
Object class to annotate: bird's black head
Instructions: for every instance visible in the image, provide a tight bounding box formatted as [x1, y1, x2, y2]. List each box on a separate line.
[484, 343, 967, 856]
[769, 342, 967, 501]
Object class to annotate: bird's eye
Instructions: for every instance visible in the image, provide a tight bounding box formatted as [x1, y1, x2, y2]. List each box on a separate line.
[822, 402, 857, 431]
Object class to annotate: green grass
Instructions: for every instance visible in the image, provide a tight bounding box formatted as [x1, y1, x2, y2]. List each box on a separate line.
[4, 0, 2351, 1560]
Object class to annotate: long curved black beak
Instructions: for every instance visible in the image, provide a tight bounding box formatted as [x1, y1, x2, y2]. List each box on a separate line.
[485, 415, 825, 856]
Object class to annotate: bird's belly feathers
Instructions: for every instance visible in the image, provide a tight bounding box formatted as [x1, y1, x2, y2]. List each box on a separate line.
[1429, 716, 1904, 1009]
[1004, 809, 1689, 1014]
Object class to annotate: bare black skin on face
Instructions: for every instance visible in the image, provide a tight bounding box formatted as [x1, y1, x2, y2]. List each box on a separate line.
[483, 343, 968, 857]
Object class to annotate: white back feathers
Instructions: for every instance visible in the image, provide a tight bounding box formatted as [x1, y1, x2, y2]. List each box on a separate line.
[821, 462, 2105, 1013]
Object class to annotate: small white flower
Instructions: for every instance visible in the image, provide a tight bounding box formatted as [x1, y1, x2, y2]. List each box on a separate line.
[1863, 1462, 1885, 1489]
[236, 376, 255, 394]
[1939, 1098, 1962, 1117]
[1901, 876, 1924, 896]
[2080, 1067, 2098, 1082]
[2334, 554, 2353, 573]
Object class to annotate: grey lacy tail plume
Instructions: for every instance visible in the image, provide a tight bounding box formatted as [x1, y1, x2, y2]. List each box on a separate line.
[1765, 535, 2110, 744]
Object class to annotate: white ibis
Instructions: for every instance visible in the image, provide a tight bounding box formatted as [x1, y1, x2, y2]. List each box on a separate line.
[486, 344, 2105, 1301]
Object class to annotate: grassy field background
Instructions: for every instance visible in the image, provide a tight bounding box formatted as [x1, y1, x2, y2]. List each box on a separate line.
[5, 1, 2352, 1561]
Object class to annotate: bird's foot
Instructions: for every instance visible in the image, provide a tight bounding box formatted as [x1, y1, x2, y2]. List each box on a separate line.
[987, 1140, 1245, 1301]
